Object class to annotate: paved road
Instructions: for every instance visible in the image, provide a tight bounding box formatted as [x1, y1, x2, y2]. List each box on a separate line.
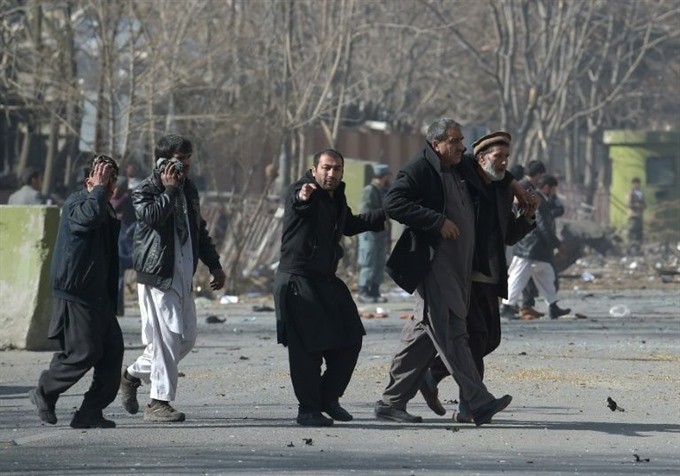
[1, 288, 678, 475]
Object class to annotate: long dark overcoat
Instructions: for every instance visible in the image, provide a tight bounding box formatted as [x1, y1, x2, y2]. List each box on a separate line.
[274, 170, 384, 351]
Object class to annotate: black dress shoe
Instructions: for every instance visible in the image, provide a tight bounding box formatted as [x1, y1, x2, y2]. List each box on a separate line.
[472, 394, 512, 427]
[322, 402, 353, 421]
[374, 400, 423, 423]
[296, 412, 334, 427]
[70, 410, 116, 429]
[549, 302, 571, 319]
[500, 304, 519, 319]
[419, 369, 446, 416]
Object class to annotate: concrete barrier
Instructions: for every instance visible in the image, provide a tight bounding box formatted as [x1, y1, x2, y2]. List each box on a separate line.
[0, 205, 59, 350]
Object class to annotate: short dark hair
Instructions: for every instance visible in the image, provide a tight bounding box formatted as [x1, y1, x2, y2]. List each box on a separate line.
[538, 174, 558, 188]
[155, 134, 192, 160]
[20, 167, 41, 186]
[313, 148, 344, 167]
[508, 164, 525, 180]
[631, 177, 641, 184]
[526, 160, 546, 177]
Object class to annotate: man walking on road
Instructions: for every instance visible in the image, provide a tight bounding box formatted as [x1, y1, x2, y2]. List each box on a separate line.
[120, 134, 225, 423]
[419, 132, 536, 422]
[29, 155, 123, 429]
[274, 149, 386, 427]
[502, 175, 571, 319]
[375, 118, 513, 427]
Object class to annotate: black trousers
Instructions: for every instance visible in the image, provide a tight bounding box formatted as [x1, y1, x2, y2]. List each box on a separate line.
[38, 299, 124, 413]
[286, 324, 361, 414]
[429, 282, 500, 390]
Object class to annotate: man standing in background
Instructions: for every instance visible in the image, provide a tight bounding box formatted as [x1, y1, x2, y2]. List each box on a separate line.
[8, 167, 47, 205]
[627, 177, 645, 252]
[357, 163, 392, 303]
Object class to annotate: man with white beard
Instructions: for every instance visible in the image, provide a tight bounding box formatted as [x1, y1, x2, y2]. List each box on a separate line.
[419, 132, 538, 423]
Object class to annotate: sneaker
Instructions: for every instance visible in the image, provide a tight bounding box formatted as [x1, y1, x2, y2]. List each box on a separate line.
[500, 304, 519, 319]
[368, 285, 388, 303]
[418, 369, 446, 416]
[70, 409, 116, 429]
[519, 306, 544, 319]
[472, 394, 512, 427]
[296, 411, 334, 427]
[322, 401, 353, 421]
[120, 370, 141, 415]
[143, 401, 185, 422]
[28, 388, 57, 425]
[374, 400, 422, 423]
[372, 294, 388, 303]
[357, 293, 376, 304]
[549, 302, 571, 319]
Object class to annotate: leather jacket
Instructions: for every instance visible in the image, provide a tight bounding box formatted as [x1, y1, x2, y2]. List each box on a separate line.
[132, 172, 222, 290]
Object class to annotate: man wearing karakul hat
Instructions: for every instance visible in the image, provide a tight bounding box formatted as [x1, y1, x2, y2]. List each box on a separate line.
[375, 119, 533, 426]
[418, 131, 538, 423]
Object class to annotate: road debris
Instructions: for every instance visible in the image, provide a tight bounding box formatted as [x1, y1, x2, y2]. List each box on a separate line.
[206, 315, 226, 324]
[607, 397, 625, 412]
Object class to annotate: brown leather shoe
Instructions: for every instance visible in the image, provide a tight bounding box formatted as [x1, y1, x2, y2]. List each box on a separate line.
[519, 307, 543, 320]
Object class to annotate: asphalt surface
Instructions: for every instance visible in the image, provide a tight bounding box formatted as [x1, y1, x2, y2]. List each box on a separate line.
[1, 287, 678, 475]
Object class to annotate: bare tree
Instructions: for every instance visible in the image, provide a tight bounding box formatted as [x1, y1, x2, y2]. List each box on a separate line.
[421, 0, 679, 198]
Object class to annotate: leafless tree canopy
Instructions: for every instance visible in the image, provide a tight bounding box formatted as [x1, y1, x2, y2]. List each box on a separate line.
[2, 0, 679, 198]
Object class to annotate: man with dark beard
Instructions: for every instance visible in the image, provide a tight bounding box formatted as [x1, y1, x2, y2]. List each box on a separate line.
[274, 149, 386, 427]
[418, 132, 537, 423]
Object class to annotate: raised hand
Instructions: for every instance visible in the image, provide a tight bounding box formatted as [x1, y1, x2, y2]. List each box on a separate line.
[298, 183, 317, 202]
[90, 161, 115, 187]
[160, 162, 184, 188]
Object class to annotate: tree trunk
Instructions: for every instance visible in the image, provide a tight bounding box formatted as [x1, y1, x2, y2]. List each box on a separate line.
[16, 127, 31, 179]
[42, 114, 58, 197]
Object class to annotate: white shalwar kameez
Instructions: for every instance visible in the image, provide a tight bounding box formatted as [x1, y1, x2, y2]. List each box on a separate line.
[128, 196, 196, 402]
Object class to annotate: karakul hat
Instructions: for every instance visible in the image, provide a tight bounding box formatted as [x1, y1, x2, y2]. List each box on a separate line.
[472, 132, 512, 156]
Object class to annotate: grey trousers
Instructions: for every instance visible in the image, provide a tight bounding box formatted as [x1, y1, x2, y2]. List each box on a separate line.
[381, 302, 495, 412]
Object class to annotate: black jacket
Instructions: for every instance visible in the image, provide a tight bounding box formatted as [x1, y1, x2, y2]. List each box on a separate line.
[132, 172, 222, 290]
[274, 171, 385, 348]
[457, 155, 534, 298]
[513, 191, 560, 263]
[51, 186, 120, 311]
[384, 142, 447, 293]
[277, 170, 385, 278]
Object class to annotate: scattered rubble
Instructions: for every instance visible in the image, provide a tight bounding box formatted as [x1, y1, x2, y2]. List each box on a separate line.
[205, 315, 226, 324]
[606, 397, 625, 412]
